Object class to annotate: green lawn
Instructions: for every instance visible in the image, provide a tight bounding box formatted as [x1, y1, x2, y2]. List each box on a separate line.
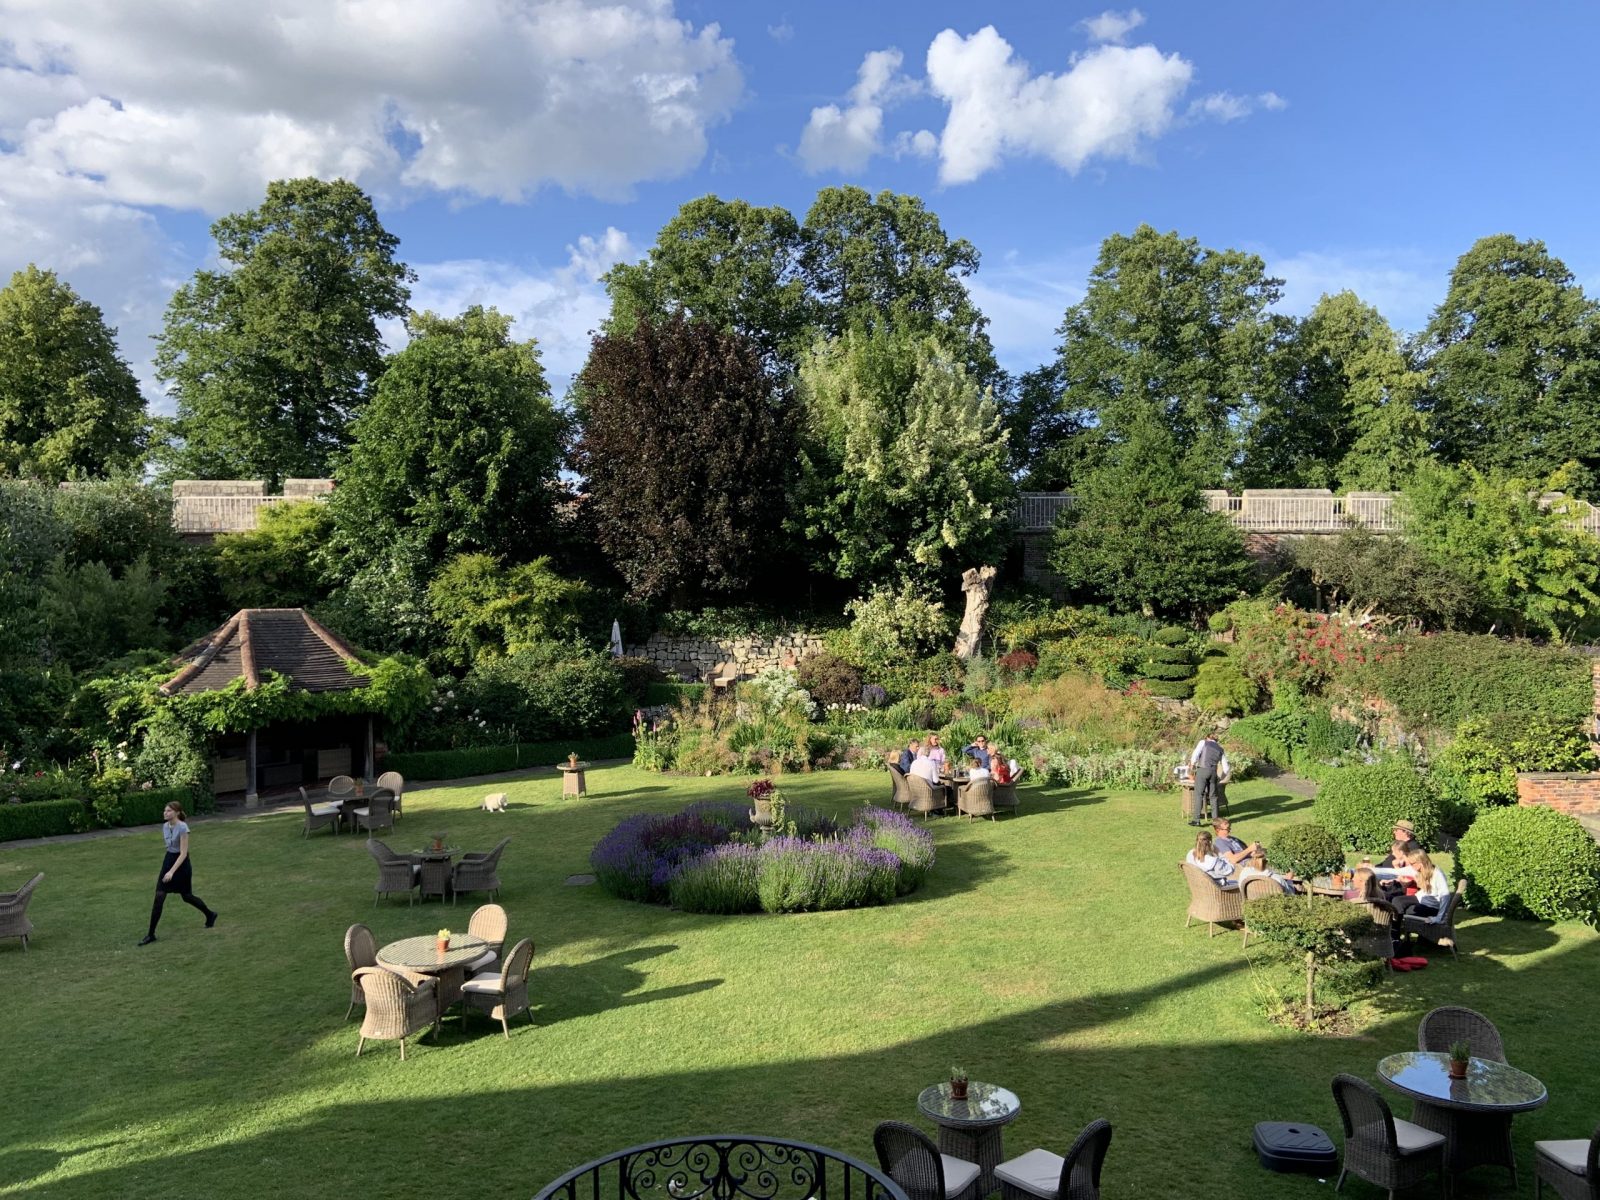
[2, 766, 1597, 1199]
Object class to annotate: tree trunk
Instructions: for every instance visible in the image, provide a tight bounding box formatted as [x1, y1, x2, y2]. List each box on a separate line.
[1304, 951, 1317, 1026]
[953, 566, 998, 660]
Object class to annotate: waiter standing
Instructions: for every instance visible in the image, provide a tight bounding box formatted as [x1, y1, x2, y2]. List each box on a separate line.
[1189, 732, 1226, 825]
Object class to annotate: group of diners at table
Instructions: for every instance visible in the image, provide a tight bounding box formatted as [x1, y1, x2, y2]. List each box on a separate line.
[896, 733, 1020, 787]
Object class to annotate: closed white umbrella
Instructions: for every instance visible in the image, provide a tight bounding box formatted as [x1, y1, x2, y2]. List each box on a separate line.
[609, 619, 624, 658]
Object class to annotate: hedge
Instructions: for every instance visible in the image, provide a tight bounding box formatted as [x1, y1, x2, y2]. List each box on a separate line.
[0, 798, 82, 841]
[385, 733, 635, 781]
[0, 785, 203, 843]
[1455, 805, 1600, 923]
[1312, 762, 1440, 852]
[1363, 633, 1591, 732]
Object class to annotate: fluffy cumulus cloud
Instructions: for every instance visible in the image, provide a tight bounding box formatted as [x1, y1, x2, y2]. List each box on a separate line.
[797, 49, 918, 174]
[1079, 9, 1146, 45]
[0, 0, 744, 210]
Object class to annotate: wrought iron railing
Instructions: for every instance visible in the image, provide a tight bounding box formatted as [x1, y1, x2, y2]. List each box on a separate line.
[534, 1135, 909, 1200]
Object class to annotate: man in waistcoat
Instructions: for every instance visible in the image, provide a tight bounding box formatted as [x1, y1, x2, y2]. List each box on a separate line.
[1189, 732, 1226, 824]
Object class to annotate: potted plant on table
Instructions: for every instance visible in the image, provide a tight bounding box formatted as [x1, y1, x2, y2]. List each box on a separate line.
[436, 928, 452, 955]
[430, 832, 447, 853]
[1448, 1041, 1471, 1079]
[949, 1066, 969, 1101]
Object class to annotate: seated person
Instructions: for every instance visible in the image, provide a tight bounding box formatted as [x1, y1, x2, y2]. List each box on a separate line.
[908, 751, 942, 787]
[925, 734, 946, 771]
[989, 752, 1012, 785]
[961, 735, 992, 769]
[1210, 818, 1259, 866]
[1374, 839, 1420, 898]
[1378, 822, 1419, 867]
[1404, 850, 1451, 919]
[1236, 849, 1296, 894]
[1348, 866, 1401, 953]
[1185, 831, 1235, 884]
[896, 738, 921, 774]
[965, 753, 991, 781]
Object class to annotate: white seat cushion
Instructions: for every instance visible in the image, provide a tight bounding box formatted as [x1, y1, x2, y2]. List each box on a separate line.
[352, 807, 370, 818]
[465, 950, 497, 973]
[1394, 1119, 1447, 1155]
[940, 1155, 980, 1199]
[461, 972, 507, 995]
[1536, 1140, 1592, 1175]
[993, 1148, 1063, 1199]
[311, 803, 342, 816]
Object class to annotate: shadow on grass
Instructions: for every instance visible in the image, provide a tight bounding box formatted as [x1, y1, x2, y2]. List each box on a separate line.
[1225, 792, 1313, 821]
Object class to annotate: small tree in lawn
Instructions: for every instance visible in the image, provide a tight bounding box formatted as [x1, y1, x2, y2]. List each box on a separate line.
[1244, 895, 1376, 1028]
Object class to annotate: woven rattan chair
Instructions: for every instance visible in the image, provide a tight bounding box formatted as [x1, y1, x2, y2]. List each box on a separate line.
[1535, 1125, 1600, 1200]
[368, 838, 419, 906]
[352, 792, 395, 836]
[376, 770, 404, 818]
[1418, 1006, 1505, 1063]
[354, 966, 438, 1060]
[887, 764, 911, 807]
[874, 1120, 981, 1200]
[994, 1118, 1113, 1200]
[0, 872, 43, 951]
[462, 937, 535, 1038]
[991, 782, 1019, 816]
[1181, 862, 1243, 937]
[344, 923, 378, 1019]
[1331, 1073, 1445, 1198]
[464, 903, 508, 974]
[301, 787, 341, 837]
[1402, 879, 1467, 957]
[906, 774, 950, 820]
[1239, 875, 1285, 947]
[452, 837, 509, 904]
[328, 774, 356, 800]
[957, 778, 996, 820]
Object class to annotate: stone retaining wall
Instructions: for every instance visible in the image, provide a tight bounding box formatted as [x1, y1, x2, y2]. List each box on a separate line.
[1516, 773, 1600, 816]
[624, 633, 826, 681]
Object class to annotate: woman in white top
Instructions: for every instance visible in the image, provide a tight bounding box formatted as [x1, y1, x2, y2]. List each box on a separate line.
[1185, 831, 1234, 883]
[1405, 850, 1451, 917]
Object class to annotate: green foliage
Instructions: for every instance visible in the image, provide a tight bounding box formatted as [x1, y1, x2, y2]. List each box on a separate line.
[1193, 658, 1261, 716]
[382, 734, 636, 781]
[168, 656, 433, 735]
[156, 177, 412, 483]
[1360, 632, 1590, 732]
[836, 582, 952, 671]
[0, 265, 147, 480]
[0, 797, 81, 841]
[1243, 893, 1378, 1024]
[1432, 714, 1595, 814]
[1292, 525, 1479, 630]
[653, 607, 824, 641]
[1030, 749, 1177, 791]
[641, 681, 706, 707]
[1455, 804, 1600, 924]
[450, 644, 625, 744]
[132, 708, 214, 800]
[1265, 823, 1346, 881]
[210, 500, 333, 611]
[1141, 680, 1194, 700]
[1313, 762, 1440, 852]
[1223, 600, 1393, 697]
[795, 327, 1013, 589]
[426, 553, 588, 668]
[575, 311, 796, 604]
[38, 554, 167, 669]
[795, 652, 862, 708]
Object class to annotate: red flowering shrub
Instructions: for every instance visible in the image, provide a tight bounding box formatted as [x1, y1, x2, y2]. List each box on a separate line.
[1227, 601, 1395, 697]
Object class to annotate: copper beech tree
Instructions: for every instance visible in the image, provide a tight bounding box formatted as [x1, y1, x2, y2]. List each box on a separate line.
[573, 313, 797, 605]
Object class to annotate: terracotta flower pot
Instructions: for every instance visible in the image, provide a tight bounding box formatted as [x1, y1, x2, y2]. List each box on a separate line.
[1448, 1060, 1468, 1080]
[569, 753, 580, 768]
[950, 1080, 969, 1100]
[436, 937, 450, 955]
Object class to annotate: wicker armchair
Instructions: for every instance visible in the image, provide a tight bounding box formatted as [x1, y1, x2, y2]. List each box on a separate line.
[352, 792, 395, 835]
[367, 838, 419, 906]
[1239, 875, 1284, 948]
[906, 774, 950, 820]
[344, 923, 378, 1019]
[464, 903, 508, 974]
[375, 770, 404, 818]
[994, 1118, 1113, 1200]
[462, 937, 535, 1037]
[1418, 1005, 1505, 1063]
[887, 764, 911, 807]
[301, 787, 341, 837]
[1535, 1125, 1600, 1200]
[991, 782, 1019, 816]
[873, 1120, 981, 1200]
[1355, 897, 1400, 967]
[1181, 862, 1243, 937]
[452, 837, 509, 903]
[1330, 1073, 1445, 1197]
[354, 966, 438, 1060]
[1402, 878, 1467, 957]
[957, 778, 996, 821]
[0, 872, 43, 951]
[328, 774, 356, 800]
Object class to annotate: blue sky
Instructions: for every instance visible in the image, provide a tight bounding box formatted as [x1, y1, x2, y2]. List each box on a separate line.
[2, 1, 1597, 403]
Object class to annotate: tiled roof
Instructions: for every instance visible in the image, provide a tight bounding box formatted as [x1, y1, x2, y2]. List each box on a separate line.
[161, 609, 371, 696]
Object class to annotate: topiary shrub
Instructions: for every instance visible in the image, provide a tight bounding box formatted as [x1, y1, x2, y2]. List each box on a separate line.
[1154, 626, 1191, 646]
[1455, 805, 1600, 923]
[796, 652, 864, 708]
[1267, 823, 1346, 882]
[1244, 894, 1378, 1025]
[1313, 762, 1440, 852]
[1143, 680, 1194, 700]
[1193, 658, 1261, 716]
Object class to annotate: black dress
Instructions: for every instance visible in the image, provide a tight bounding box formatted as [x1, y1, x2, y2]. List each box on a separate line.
[157, 849, 194, 895]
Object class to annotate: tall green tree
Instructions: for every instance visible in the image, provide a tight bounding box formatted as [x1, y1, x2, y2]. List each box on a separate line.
[796, 327, 1013, 590]
[574, 312, 796, 604]
[1420, 234, 1600, 490]
[156, 178, 413, 484]
[0, 266, 147, 480]
[1057, 225, 1287, 483]
[426, 553, 588, 667]
[999, 362, 1092, 489]
[1050, 419, 1253, 617]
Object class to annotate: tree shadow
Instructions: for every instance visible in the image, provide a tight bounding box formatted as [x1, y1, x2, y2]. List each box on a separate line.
[1225, 792, 1313, 821]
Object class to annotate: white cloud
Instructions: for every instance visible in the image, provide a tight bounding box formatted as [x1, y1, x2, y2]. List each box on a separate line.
[1187, 91, 1288, 123]
[967, 247, 1096, 372]
[1079, 9, 1146, 45]
[0, 0, 744, 211]
[797, 48, 918, 174]
[892, 130, 939, 160]
[1270, 248, 1444, 334]
[925, 28, 1193, 185]
[768, 21, 794, 41]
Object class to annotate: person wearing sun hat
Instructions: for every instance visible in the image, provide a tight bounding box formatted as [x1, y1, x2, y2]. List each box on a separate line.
[1378, 820, 1420, 867]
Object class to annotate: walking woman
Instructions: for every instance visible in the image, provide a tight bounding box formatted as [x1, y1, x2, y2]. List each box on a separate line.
[139, 801, 217, 945]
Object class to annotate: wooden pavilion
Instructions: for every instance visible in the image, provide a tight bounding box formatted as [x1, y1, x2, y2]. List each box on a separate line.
[161, 608, 380, 805]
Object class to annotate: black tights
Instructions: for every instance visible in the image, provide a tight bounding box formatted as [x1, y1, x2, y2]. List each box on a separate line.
[148, 890, 213, 937]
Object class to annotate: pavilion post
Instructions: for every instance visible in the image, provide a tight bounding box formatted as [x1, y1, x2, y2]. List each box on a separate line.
[364, 716, 375, 784]
[245, 728, 259, 807]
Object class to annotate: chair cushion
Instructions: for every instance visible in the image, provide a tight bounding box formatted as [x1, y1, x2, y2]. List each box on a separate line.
[1393, 1119, 1447, 1156]
[352, 808, 370, 818]
[311, 802, 342, 817]
[1536, 1140, 1592, 1176]
[993, 1148, 1064, 1198]
[466, 951, 497, 974]
[940, 1155, 981, 1199]
[461, 972, 507, 995]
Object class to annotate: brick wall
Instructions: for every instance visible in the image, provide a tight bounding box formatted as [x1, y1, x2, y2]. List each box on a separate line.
[1516, 773, 1600, 816]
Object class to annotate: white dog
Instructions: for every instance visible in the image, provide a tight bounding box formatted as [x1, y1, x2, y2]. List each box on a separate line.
[480, 792, 508, 813]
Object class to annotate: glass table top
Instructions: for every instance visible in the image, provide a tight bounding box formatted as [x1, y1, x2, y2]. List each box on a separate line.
[377, 934, 489, 972]
[1378, 1051, 1548, 1112]
[917, 1082, 1022, 1128]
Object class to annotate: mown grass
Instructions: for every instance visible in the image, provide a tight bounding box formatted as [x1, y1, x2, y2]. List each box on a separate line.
[1, 766, 1596, 1199]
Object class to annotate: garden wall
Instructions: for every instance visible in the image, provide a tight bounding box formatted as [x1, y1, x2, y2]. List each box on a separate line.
[1516, 773, 1600, 817]
[625, 633, 826, 681]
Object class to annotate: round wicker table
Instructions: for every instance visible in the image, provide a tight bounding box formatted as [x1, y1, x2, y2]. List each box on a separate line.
[378, 933, 490, 1016]
[917, 1082, 1021, 1197]
[1378, 1050, 1547, 1187]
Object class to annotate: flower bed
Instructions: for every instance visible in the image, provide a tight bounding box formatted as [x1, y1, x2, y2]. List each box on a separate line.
[590, 802, 935, 914]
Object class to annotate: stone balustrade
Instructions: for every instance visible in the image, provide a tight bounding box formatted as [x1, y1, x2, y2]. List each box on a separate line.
[171, 479, 333, 535]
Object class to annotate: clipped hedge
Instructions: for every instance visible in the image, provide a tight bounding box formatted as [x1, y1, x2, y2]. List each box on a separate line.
[385, 733, 634, 781]
[1313, 762, 1440, 852]
[0, 798, 82, 841]
[1364, 633, 1591, 732]
[1143, 680, 1194, 700]
[0, 785, 202, 843]
[1456, 805, 1600, 923]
